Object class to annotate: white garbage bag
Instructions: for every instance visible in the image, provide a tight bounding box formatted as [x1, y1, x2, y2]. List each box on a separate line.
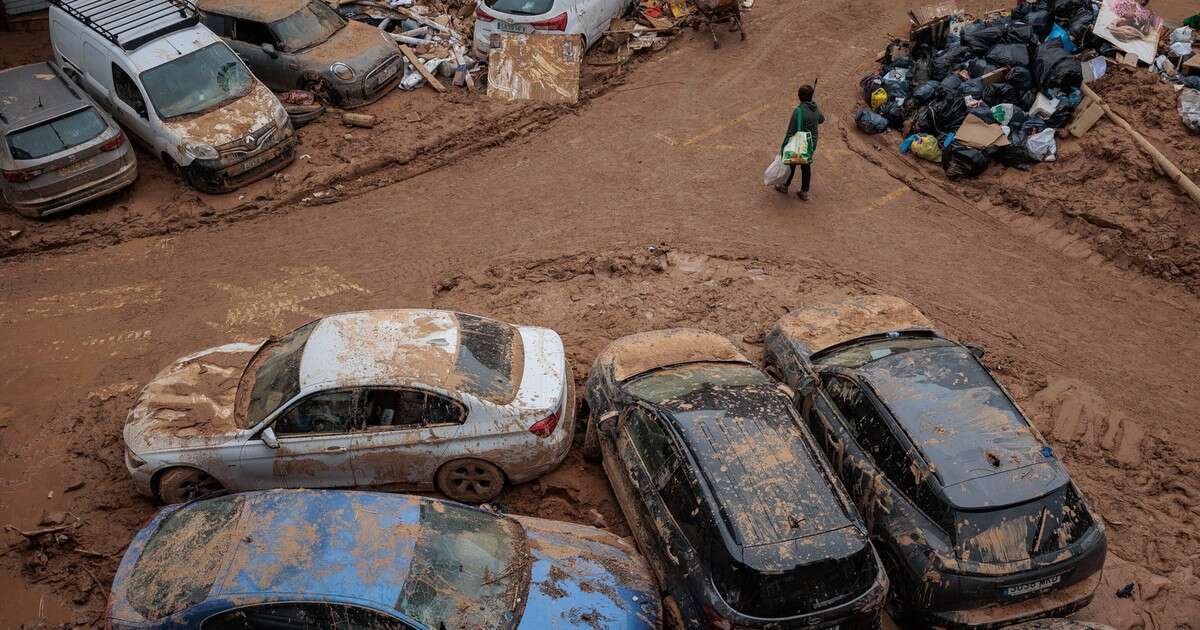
[763, 154, 789, 187]
[1180, 89, 1200, 134]
[1026, 129, 1058, 162]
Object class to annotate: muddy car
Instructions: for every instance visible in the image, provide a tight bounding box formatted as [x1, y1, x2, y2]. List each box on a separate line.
[123, 309, 574, 504]
[199, 0, 402, 108]
[106, 489, 661, 628]
[0, 62, 137, 218]
[763, 296, 1106, 628]
[582, 329, 888, 629]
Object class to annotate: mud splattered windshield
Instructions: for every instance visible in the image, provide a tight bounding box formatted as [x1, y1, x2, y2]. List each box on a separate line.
[271, 0, 345, 52]
[397, 501, 527, 630]
[140, 43, 253, 119]
[128, 496, 245, 620]
[240, 320, 319, 427]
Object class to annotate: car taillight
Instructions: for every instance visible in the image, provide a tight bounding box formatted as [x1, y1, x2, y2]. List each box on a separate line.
[702, 604, 754, 630]
[531, 12, 568, 31]
[2, 168, 42, 183]
[475, 5, 494, 21]
[529, 410, 559, 437]
[100, 131, 126, 152]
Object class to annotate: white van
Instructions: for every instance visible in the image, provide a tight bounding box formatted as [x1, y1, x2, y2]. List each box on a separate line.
[48, 0, 297, 193]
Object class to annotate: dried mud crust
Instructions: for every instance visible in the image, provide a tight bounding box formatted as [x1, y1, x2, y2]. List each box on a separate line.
[0, 32, 643, 261]
[4, 247, 1199, 627]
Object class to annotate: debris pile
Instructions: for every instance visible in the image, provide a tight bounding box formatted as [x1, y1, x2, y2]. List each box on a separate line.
[335, 0, 482, 92]
[855, 0, 1200, 182]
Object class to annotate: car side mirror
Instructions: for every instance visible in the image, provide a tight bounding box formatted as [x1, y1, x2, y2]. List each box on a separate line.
[261, 43, 279, 58]
[261, 426, 280, 449]
[964, 342, 986, 359]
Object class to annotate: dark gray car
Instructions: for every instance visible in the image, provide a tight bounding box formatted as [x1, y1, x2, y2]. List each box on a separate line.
[199, 0, 403, 108]
[1, 62, 137, 218]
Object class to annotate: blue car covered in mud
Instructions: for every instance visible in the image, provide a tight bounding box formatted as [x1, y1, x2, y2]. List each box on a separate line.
[106, 489, 660, 629]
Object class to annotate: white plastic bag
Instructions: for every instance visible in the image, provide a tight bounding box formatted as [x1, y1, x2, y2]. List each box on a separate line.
[1026, 129, 1058, 162]
[763, 154, 789, 187]
[1180, 89, 1200, 134]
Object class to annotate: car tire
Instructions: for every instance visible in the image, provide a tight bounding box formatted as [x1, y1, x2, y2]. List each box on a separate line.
[661, 595, 686, 630]
[157, 468, 223, 504]
[582, 417, 602, 462]
[436, 458, 505, 504]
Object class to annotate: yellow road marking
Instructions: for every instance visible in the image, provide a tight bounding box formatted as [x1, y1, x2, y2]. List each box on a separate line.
[684, 102, 775, 146]
[868, 186, 911, 209]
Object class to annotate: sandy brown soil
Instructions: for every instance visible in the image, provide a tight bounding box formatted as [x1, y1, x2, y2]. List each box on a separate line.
[2, 1, 1200, 628]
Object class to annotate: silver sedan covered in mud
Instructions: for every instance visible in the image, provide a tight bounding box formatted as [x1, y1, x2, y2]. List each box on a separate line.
[123, 309, 574, 504]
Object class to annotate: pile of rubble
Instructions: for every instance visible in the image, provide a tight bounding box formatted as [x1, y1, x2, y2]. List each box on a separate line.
[854, 0, 1200, 184]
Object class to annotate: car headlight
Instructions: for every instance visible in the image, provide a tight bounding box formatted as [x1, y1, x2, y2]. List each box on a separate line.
[271, 102, 289, 128]
[182, 140, 219, 161]
[126, 447, 146, 469]
[331, 62, 356, 82]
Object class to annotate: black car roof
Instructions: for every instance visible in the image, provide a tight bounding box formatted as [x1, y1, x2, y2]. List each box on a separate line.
[858, 344, 1051, 494]
[0, 63, 88, 131]
[653, 382, 855, 548]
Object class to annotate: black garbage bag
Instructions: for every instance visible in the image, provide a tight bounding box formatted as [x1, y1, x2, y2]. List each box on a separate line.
[1034, 40, 1083, 91]
[990, 117, 1042, 167]
[1046, 102, 1077, 128]
[914, 93, 968, 135]
[987, 43, 1031, 67]
[855, 109, 890, 134]
[1012, 0, 1048, 21]
[931, 45, 975, 80]
[961, 78, 985, 98]
[877, 99, 908, 129]
[984, 81, 1022, 106]
[1022, 11, 1054, 39]
[882, 70, 912, 98]
[962, 21, 1010, 54]
[1007, 67, 1034, 92]
[970, 58, 999, 78]
[943, 142, 991, 179]
[1068, 7, 1097, 42]
[860, 73, 883, 105]
[969, 106, 997, 123]
[1002, 24, 1038, 48]
[913, 80, 941, 105]
[1049, 0, 1087, 19]
[940, 74, 963, 95]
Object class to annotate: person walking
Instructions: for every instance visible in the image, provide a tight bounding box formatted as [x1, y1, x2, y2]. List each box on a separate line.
[776, 84, 825, 201]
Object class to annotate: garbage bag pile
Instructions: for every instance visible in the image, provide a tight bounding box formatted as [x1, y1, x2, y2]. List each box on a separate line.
[337, 0, 482, 90]
[855, 0, 1107, 178]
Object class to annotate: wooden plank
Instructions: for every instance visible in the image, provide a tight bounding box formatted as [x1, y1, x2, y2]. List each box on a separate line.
[398, 45, 446, 93]
[1067, 102, 1104, 138]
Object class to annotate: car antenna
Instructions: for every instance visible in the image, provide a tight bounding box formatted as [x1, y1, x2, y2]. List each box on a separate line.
[37, 96, 43, 108]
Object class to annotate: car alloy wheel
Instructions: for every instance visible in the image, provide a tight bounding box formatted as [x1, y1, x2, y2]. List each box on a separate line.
[437, 458, 504, 503]
[157, 468, 223, 504]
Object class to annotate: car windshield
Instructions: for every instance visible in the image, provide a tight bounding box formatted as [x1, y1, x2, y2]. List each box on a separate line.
[128, 496, 246, 620]
[271, 0, 345, 52]
[5, 107, 107, 160]
[397, 501, 528, 630]
[955, 483, 1093, 564]
[239, 320, 319, 427]
[483, 0, 554, 16]
[815, 336, 953, 368]
[454, 313, 524, 404]
[625, 362, 770, 402]
[140, 43, 253, 119]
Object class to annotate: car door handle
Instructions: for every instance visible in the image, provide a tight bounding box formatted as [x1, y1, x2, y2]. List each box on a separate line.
[325, 446, 347, 453]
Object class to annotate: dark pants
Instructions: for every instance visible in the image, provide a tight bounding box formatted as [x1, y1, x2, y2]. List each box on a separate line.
[784, 163, 811, 192]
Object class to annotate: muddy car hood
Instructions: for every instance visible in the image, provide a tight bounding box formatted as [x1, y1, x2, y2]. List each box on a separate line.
[306, 20, 396, 69]
[125, 341, 265, 452]
[162, 82, 280, 147]
[514, 515, 660, 629]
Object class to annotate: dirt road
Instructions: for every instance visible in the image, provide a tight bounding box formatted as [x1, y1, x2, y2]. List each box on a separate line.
[2, 0, 1199, 627]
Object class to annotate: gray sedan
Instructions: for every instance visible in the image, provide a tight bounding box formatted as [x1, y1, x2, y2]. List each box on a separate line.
[199, 0, 403, 108]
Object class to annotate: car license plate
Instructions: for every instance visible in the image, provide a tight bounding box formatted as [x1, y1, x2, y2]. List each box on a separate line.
[498, 21, 527, 33]
[373, 61, 399, 88]
[233, 147, 278, 175]
[58, 157, 96, 177]
[1003, 574, 1063, 598]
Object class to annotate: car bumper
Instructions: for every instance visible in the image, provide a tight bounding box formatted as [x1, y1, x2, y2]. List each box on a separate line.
[188, 133, 297, 194]
[928, 568, 1101, 629]
[710, 564, 888, 630]
[335, 55, 403, 108]
[4, 156, 137, 218]
[125, 449, 155, 498]
[507, 376, 576, 483]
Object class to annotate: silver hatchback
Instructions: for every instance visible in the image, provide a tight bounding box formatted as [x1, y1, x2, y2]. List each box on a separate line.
[0, 62, 137, 218]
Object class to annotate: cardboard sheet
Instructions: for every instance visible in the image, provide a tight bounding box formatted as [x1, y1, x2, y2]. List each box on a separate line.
[955, 115, 1010, 149]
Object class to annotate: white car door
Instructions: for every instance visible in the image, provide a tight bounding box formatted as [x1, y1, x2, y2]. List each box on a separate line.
[350, 388, 469, 489]
[238, 389, 359, 489]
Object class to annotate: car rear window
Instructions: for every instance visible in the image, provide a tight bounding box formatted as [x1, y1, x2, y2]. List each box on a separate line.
[955, 483, 1094, 565]
[484, 0, 554, 16]
[397, 501, 527, 630]
[128, 496, 245, 620]
[5, 107, 106, 160]
[625, 363, 771, 402]
[454, 313, 523, 404]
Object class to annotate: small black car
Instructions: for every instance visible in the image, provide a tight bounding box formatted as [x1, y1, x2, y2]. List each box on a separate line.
[583, 329, 888, 630]
[763, 296, 1106, 628]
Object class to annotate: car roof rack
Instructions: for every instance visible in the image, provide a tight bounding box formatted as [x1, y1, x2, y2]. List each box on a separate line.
[48, 0, 200, 52]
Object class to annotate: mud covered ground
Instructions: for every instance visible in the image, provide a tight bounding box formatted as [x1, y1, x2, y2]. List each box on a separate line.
[3, 0, 1200, 627]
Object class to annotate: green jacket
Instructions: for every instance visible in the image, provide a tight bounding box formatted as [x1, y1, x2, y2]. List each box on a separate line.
[781, 102, 825, 153]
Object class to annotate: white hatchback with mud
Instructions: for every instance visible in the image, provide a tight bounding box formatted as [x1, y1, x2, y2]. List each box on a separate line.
[122, 309, 574, 504]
